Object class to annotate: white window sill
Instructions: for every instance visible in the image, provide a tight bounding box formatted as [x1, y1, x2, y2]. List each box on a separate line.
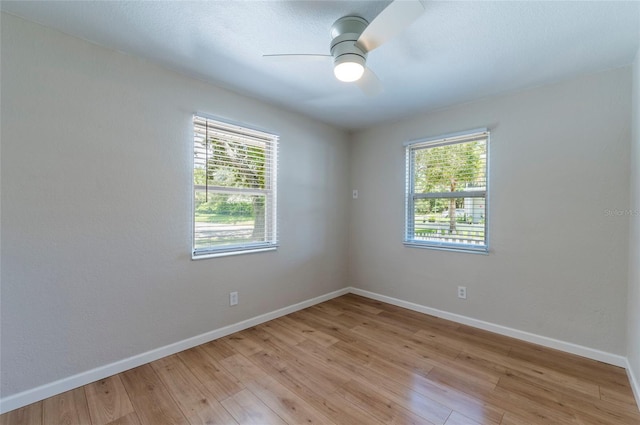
[403, 242, 489, 255]
[192, 246, 277, 260]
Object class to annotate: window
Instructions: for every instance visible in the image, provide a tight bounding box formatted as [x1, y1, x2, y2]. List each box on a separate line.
[193, 115, 278, 258]
[404, 129, 488, 253]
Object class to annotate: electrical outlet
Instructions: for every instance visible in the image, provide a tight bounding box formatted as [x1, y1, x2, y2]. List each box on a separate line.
[229, 291, 238, 306]
[457, 286, 467, 300]
[352, 189, 358, 199]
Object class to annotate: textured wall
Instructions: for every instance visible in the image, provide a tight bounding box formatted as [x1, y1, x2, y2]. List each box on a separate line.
[349, 67, 632, 355]
[628, 41, 640, 395]
[0, 13, 350, 397]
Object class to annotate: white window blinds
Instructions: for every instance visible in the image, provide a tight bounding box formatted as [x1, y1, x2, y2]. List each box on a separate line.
[193, 115, 278, 257]
[405, 129, 489, 252]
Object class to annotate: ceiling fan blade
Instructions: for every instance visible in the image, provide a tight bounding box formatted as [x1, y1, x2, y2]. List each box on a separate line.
[356, 0, 425, 53]
[356, 68, 383, 97]
[263, 54, 332, 62]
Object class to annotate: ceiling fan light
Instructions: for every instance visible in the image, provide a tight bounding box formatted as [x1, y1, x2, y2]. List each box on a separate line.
[333, 54, 365, 82]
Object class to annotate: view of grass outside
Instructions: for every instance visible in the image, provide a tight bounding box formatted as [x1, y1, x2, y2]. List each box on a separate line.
[193, 192, 264, 249]
[413, 197, 485, 245]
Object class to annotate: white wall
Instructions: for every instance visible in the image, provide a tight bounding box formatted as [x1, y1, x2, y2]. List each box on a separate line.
[0, 13, 349, 397]
[628, 42, 640, 398]
[349, 67, 632, 355]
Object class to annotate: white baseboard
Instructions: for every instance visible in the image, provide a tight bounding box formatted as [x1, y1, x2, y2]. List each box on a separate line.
[0, 287, 349, 414]
[349, 287, 628, 368]
[627, 359, 640, 410]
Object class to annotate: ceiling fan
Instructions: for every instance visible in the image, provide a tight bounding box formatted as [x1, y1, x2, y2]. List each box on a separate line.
[263, 0, 425, 96]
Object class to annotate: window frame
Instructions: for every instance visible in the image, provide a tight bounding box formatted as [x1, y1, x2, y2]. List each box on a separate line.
[192, 114, 279, 259]
[404, 128, 489, 254]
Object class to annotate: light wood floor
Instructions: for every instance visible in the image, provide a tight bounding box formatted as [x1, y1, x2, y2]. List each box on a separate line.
[2, 294, 639, 425]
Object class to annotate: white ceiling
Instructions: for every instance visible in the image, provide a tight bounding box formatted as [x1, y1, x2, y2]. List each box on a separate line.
[2, 1, 639, 130]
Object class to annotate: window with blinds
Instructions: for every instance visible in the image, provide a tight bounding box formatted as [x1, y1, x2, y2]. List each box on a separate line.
[193, 115, 278, 258]
[405, 129, 488, 253]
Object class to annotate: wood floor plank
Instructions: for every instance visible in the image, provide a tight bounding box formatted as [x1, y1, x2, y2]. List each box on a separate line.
[220, 389, 286, 425]
[412, 328, 466, 354]
[443, 411, 484, 425]
[276, 315, 339, 347]
[339, 293, 391, 309]
[327, 355, 454, 425]
[378, 310, 460, 335]
[199, 339, 238, 363]
[287, 310, 359, 344]
[257, 320, 307, 346]
[456, 346, 602, 399]
[245, 375, 336, 425]
[42, 387, 91, 425]
[422, 347, 502, 388]
[552, 385, 640, 425]
[335, 329, 438, 375]
[350, 320, 457, 363]
[306, 302, 345, 317]
[359, 357, 504, 425]
[219, 354, 267, 384]
[247, 332, 349, 396]
[412, 382, 503, 424]
[222, 331, 265, 358]
[328, 296, 385, 315]
[85, 375, 134, 425]
[120, 364, 189, 425]
[496, 369, 640, 425]
[499, 410, 557, 425]
[244, 333, 377, 425]
[307, 306, 364, 329]
[337, 379, 436, 425]
[426, 365, 497, 396]
[599, 385, 640, 413]
[302, 339, 486, 425]
[304, 390, 388, 425]
[0, 402, 42, 425]
[247, 350, 386, 425]
[104, 412, 142, 425]
[2, 295, 638, 425]
[293, 339, 370, 379]
[177, 346, 244, 401]
[250, 349, 343, 397]
[492, 375, 580, 424]
[150, 355, 238, 425]
[454, 324, 517, 355]
[339, 308, 426, 335]
[365, 377, 452, 425]
[508, 343, 630, 391]
[334, 381, 394, 424]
